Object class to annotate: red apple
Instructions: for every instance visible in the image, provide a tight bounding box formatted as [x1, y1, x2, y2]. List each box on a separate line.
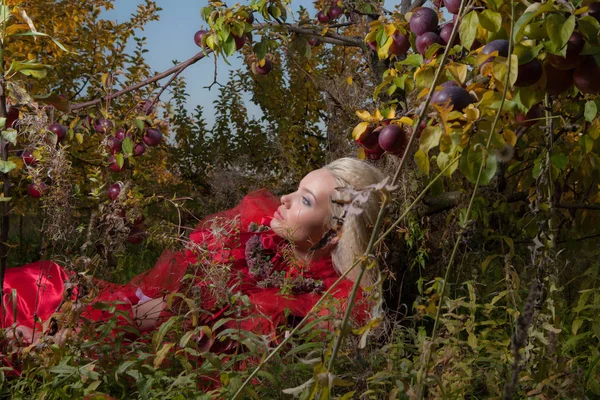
[106, 136, 122, 154]
[94, 118, 113, 134]
[328, 6, 343, 20]
[516, 104, 543, 127]
[317, 11, 330, 23]
[6, 107, 19, 130]
[28, 183, 47, 198]
[22, 150, 37, 166]
[143, 128, 163, 147]
[108, 155, 128, 172]
[108, 183, 121, 201]
[48, 123, 67, 142]
[378, 124, 409, 155]
[356, 125, 380, 150]
[133, 142, 146, 157]
[127, 227, 146, 244]
[233, 34, 245, 50]
[194, 30, 209, 47]
[253, 59, 273, 75]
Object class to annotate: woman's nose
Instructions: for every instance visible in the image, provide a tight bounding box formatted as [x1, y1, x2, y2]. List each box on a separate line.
[280, 194, 290, 206]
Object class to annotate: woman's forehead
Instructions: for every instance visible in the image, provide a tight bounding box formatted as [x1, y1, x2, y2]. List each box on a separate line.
[299, 169, 335, 198]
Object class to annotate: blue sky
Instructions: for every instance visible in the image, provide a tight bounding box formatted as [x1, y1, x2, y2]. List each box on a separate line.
[105, 0, 316, 126]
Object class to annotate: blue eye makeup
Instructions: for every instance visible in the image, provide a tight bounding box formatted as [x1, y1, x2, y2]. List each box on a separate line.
[302, 196, 311, 206]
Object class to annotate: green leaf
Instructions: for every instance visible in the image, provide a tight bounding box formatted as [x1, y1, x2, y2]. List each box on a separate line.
[578, 16, 600, 44]
[0, 160, 17, 174]
[513, 4, 555, 43]
[135, 118, 145, 132]
[479, 10, 502, 33]
[122, 137, 133, 156]
[419, 126, 442, 153]
[1, 129, 17, 146]
[396, 54, 423, 67]
[223, 35, 236, 56]
[459, 144, 498, 185]
[11, 32, 77, 54]
[253, 39, 268, 61]
[459, 11, 479, 50]
[550, 153, 568, 170]
[414, 149, 429, 175]
[0, 118, 5, 130]
[546, 14, 575, 55]
[582, 135, 594, 154]
[376, 27, 387, 48]
[585, 100, 598, 122]
[116, 153, 124, 169]
[513, 43, 543, 64]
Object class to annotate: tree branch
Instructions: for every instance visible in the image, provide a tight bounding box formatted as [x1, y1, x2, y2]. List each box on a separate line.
[556, 203, 600, 211]
[71, 49, 214, 111]
[253, 22, 364, 47]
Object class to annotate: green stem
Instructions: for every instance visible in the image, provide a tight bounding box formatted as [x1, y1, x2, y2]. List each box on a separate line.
[415, 1, 516, 398]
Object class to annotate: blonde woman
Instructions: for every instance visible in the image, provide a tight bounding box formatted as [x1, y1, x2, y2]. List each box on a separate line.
[3, 157, 386, 343]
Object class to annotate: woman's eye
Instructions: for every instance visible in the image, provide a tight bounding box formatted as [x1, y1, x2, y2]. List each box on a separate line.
[302, 196, 311, 206]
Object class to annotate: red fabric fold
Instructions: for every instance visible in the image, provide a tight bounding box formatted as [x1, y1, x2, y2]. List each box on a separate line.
[2, 189, 368, 339]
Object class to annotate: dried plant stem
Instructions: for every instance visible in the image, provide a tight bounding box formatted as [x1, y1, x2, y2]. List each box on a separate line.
[325, 0, 471, 382]
[415, 1, 516, 397]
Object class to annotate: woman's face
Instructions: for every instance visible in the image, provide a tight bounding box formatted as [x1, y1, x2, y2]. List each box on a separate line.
[270, 168, 336, 252]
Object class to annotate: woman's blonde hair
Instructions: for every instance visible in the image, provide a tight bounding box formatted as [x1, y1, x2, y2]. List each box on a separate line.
[323, 157, 386, 287]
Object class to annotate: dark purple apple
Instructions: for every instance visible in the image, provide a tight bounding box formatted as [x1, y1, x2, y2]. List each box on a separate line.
[143, 128, 163, 147]
[367, 41, 377, 51]
[545, 63, 573, 95]
[133, 142, 146, 157]
[233, 34, 245, 50]
[48, 123, 67, 142]
[108, 155, 128, 172]
[378, 124, 409, 155]
[409, 7, 439, 36]
[194, 30, 209, 47]
[106, 136, 122, 154]
[6, 107, 19, 129]
[254, 58, 273, 75]
[439, 23, 458, 46]
[416, 32, 444, 55]
[115, 128, 127, 141]
[245, 12, 255, 24]
[94, 118, 113, 134]
[574, 58, 600, 94]
[108, 183, 121, 201]
[389, 30, 410, 56]
[356, 125, 380, 150]
[547, 32, 585, 70]
[482, 39, 510, 57]
[443, 0, 461, 14]
[308, 37, 321, 46]
[328, 6, 343, 20]
[440, 80, 459, 88]
[127, 227, 146, 244]
[364, 145, 385, 160]
[516, 104, 543, 127]
[317, 11, 330, 23]
[587, 2, 600, 20]
[22, 150, 36, 166]
[432, 86, 473, 111]
[28, 182, 47, 198]
[515, 58, 542, 87]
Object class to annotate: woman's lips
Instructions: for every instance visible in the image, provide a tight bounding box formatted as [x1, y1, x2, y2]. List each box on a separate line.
[274, 210, 283, 220]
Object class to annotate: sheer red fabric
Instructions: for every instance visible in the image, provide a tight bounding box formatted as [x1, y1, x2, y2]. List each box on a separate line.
[2, 189, 367, 339]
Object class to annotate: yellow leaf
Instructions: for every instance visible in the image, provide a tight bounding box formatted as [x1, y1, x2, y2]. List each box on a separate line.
[464, 104, 480, 122]
[5, 24, 28, 36]
[399, 116, 413, 126]
[503, 128, 517, 147]
[346, 76, 353, 85]
[153, 342, 175, 368]
[320, 27, 329, 36]
[378, 37, 392, 59]
[446, 63, 468, 85]
[75, 133, 84, 144]
[373, 109, 383, 120]
[355, 110, 372, 120]
[417, 87, 430, 99]
[414, 149, 430, 175]
[352, 122, 371, 140]
[384, 24, 396, 37]
[357, 147, 366, 160]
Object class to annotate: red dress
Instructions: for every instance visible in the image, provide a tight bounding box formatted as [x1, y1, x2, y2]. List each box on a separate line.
[1, 189, 367, 340]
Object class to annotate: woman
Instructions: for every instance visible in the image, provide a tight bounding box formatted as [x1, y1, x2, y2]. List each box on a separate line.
[1, 157, 385, 344]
